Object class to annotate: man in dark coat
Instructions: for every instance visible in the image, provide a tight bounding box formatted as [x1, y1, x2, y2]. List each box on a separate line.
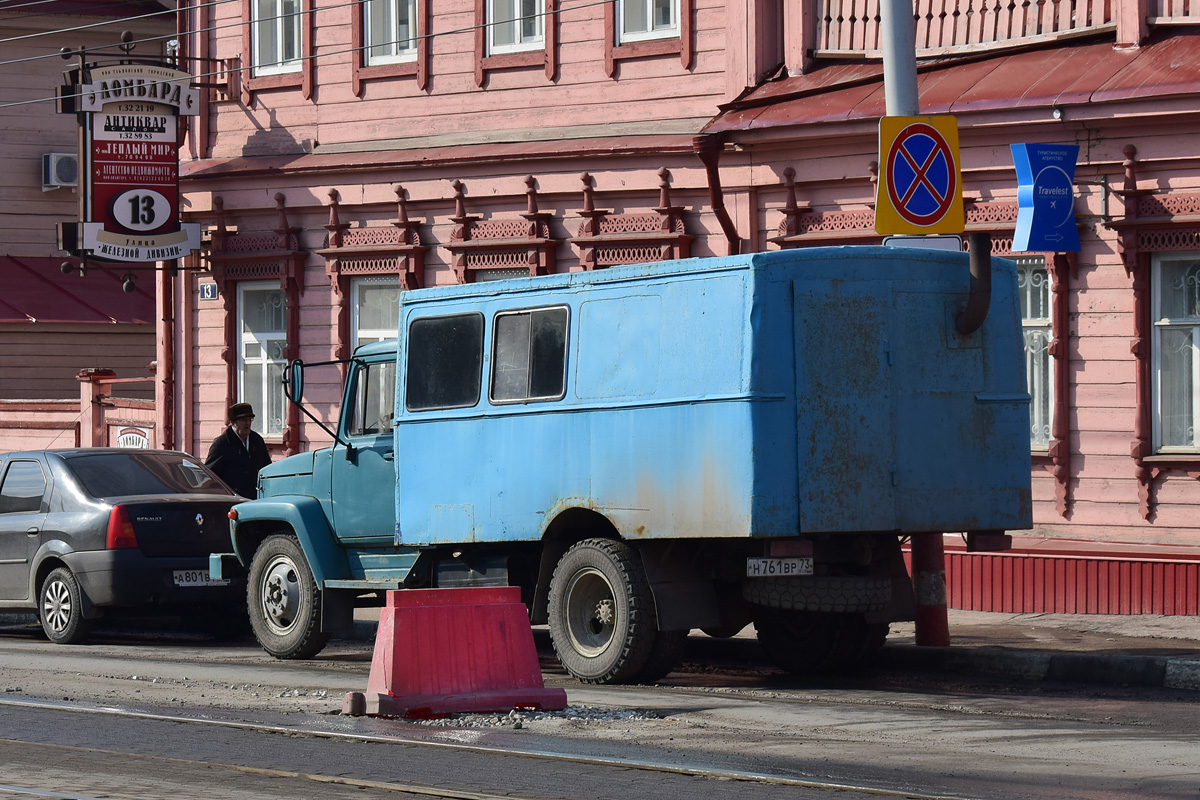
[205, 402, 272, 498]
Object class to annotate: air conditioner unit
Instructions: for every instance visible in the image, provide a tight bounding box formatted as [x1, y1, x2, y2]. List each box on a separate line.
[42, 153, 79, 191]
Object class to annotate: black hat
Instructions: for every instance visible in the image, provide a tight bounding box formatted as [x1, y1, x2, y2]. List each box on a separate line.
[228, 402, 255, 422]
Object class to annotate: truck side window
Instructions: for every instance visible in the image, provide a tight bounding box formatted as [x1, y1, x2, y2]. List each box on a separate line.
[405, 313, 484, 411]
[491, 306, 568, 403]
[348, 361, 398, 436]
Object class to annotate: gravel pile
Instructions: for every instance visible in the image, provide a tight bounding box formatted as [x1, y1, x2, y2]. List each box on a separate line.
[414, 706, 665, 728]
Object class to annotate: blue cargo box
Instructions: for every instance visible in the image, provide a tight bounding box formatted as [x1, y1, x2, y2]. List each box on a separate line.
[394, 246, 1032, 546]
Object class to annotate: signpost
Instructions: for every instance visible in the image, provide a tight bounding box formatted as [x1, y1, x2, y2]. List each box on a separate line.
[57, 57, 202, 273]
[1011, 143, 1080, 252]
[876, 116, 964, 235]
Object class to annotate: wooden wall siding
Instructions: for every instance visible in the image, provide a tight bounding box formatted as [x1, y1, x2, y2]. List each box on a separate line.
[943, 550, 1200, 615]
[0, 400, 79, 452]
[0, 327, 155, 400]
[813, 0, 1115, 58]
[198, 0, 728, 161]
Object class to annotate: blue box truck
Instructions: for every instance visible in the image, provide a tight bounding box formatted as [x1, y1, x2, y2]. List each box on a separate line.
[214, 246, 1032, 684]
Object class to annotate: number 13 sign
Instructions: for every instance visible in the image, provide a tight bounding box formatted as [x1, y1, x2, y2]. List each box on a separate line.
[76, 64, 201, 262]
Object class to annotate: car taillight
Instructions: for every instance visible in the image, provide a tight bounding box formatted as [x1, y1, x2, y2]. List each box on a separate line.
[106, 505, 139, 550]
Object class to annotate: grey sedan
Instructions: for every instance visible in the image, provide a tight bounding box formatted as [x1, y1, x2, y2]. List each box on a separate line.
[0, 448, 244, 643]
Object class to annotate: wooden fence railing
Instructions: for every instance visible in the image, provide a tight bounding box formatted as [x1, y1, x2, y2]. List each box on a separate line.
[814, 0, 1116, 57]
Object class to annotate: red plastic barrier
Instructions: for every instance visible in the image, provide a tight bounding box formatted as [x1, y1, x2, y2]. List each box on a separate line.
[343, 586, 568, 719]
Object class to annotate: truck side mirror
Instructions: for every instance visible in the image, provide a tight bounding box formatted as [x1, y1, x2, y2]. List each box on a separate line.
[284, 360, 304, 403]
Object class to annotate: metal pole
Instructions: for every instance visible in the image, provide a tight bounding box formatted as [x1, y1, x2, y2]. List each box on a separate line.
[880, 0, 920, 117]
[881, 0, 952, 647]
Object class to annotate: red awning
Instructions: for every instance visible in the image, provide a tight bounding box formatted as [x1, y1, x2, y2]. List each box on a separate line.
[0, 256, 154, 325]
[702, 30, 1200, 136]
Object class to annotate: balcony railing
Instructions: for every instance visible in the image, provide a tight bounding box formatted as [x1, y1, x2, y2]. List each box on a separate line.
[1151, 0, 1200, 23]
[814, 0, 1116, 57]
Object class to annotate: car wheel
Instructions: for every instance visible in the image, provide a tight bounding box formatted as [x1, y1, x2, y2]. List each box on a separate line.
[247, 535, 329, 659]
[547, 538, 657, 685]
[39, 567, 92, 645]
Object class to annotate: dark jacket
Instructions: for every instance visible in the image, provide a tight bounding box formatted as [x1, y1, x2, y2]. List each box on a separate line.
[205, 426, 272, 498]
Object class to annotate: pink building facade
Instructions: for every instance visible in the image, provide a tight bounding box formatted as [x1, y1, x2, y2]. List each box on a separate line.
[164, 0, 1200, 613]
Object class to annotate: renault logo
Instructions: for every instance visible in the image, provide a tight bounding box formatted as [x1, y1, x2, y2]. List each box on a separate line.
[195, 513, 204, 527]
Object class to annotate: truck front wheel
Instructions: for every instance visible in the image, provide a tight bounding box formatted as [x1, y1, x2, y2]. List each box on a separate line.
[548, 538, 658, 685]
[247, 534, 330, 660]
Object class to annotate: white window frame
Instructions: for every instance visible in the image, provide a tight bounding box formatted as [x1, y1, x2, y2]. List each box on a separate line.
[252, 0, 303, 77]
[1017, 256, 1053, 451]
[364, 0, 418, 66]
[237, 282, 288, 436]
[487, 0, 544, 55]
[1152, 252, 1200, 453]
[351, 277, 402, 350]
[616, 0, 679, 44]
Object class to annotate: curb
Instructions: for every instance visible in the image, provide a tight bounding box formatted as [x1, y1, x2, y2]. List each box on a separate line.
[881, 644, 1200, 692]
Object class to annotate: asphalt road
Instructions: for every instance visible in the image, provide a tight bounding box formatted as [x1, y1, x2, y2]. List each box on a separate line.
[0, 618, 1196, 800]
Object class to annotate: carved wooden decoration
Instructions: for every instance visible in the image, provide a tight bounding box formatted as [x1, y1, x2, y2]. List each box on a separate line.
[770, 164, 877, 247]
[568, 169, 693, 269]
[443, 177, 557, 283]
[1107, 144, 1200, 519]
[317, 186, 428, 364]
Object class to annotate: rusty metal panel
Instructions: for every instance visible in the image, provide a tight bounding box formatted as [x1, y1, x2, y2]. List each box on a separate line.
[1092, 30, 1200, 103]
[702, 33, 1199, 136]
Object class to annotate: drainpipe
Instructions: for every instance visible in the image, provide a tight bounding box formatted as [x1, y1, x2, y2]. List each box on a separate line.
[955, 232, 993, 335]
[694, 134, 741, 256]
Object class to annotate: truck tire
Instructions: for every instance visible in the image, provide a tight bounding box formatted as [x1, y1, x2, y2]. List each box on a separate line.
[547, 538, 657, 685]
[743, 575, 892, 613]
[248, 534, 329, 660]
[633, 629, 688, 684]
[754, 608, 847, 674]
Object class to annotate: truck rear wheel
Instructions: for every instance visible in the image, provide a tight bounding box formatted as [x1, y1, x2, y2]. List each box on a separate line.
[248, 534, 329, 660]
[548, 538, 658, 685]
[755, 608, 847, 674]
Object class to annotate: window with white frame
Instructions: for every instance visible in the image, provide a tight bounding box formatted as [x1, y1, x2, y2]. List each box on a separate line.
[488, 0, 543, 54]
[1017, 256, 1052, 450]
[364, 0, 417, 65]
[616, 0, 679, 43]
[252, 0, 303, 76]
[238, 283, 288, 436]
[1152, 253, 1200, 452]
[352, 279, 401, 349]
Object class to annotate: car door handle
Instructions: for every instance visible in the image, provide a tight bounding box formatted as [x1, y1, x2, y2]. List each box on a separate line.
[26, 528, 39, 535]
[383, 450, 394, 461]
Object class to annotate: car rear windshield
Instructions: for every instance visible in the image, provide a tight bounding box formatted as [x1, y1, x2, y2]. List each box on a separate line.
[64, 452, 234, 499]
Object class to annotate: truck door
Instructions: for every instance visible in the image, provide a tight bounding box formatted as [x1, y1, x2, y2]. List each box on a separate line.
[0, 459, 49, 601]
[330, 358, 397, 544]
[793, 281, 899, 532]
